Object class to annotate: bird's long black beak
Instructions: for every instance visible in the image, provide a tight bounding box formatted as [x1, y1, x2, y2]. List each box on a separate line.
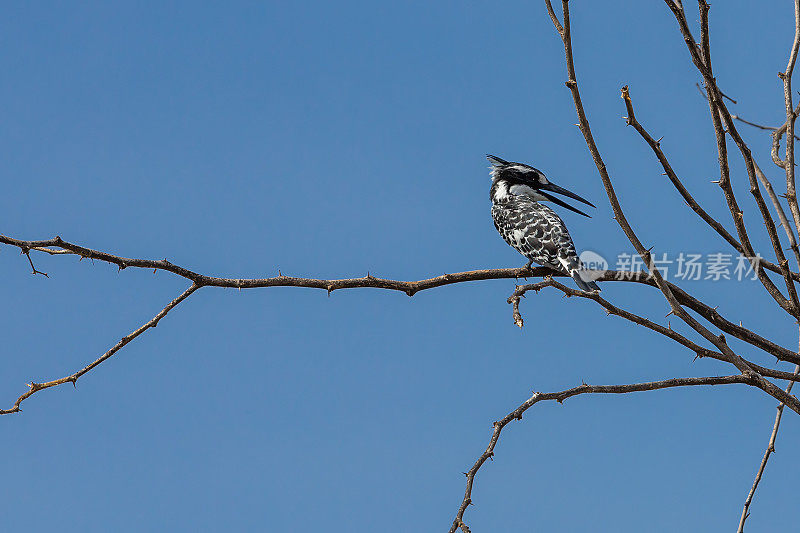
[538, 182, 596, 217]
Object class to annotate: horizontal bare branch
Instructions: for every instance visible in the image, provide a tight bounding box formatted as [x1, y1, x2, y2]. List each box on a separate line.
[0, 234, 557, 295]
[4, 233, 799, 411]
[4, 234, 797, 364]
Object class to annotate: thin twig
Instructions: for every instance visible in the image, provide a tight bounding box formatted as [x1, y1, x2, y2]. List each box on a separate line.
[779, 0, 800, 251]
[21, 247, 48, 277]
[693, 86, 800, 269]
[448, 374, 755, 533]
[754, 160, 800, 267]
[771, 103, 800, 167]
[737, 364, 799, 533]
[0, 283, 200, 415]
[621, 86, 743, 254]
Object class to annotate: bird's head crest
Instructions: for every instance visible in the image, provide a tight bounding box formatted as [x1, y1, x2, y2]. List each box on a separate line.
[486, 154, 596, 217]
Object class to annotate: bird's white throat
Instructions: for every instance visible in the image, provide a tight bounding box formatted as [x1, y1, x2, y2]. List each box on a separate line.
[493, 181, 549, 203]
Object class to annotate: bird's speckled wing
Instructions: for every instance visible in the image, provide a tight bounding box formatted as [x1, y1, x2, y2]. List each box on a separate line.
[491, 196, 579, 270]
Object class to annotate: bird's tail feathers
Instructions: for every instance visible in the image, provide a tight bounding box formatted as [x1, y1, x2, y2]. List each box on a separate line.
[558, 257, 601, 293]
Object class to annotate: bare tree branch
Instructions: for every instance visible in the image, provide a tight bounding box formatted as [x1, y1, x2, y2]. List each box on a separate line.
[737, 363, 799, 533]
[754, 160, 800, 268]
[6, 230, 800, 414]
[620, 86, 743, 254]
[544, 0, 795, 417]
[778, 0, 800, 239]
[7, 234, 800, 364]
[510, 278, 800, 386]
[771, 102, 800, 166]
[20, 246, 49, 277]
[666, 0, 799, 317]
[0, 282, 200, 415]
[734, 3, 800, 528]
[693, 84, 800, 269]
[448, 374, 755, 533]
[0, 234, 558, 295]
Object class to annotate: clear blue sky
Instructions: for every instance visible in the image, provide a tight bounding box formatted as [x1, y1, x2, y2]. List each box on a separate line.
[2, 1, 798, 531]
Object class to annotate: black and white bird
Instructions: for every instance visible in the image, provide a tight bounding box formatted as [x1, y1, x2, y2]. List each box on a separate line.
[488, 154, 600, 292]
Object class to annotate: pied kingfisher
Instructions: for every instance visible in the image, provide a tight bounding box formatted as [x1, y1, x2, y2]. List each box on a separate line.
[488, 154, 600, 292]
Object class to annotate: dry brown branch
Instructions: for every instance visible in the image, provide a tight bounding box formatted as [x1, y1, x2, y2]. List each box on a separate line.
[695, 0, 799, 314]
[5, 231, 800, 414]
[754, 160, 800, 267]
[666, 2, 800, 528]
[0, 282, 199, 415]
[737, 364, 799, 533]
[665, 0, 799, 317]
[778, 0, 800, 239]
[543, 0, 794, 419]
[771, 103, 800, 166]
[0, 234, 553, 295]
[691, 83, 799, 137]
[510, 279, 800, 387]
[621, 86, 743, 254]
[448, 374, 755, 533]
[692, 85, 800, 267]
[7, 234, 799, 366]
